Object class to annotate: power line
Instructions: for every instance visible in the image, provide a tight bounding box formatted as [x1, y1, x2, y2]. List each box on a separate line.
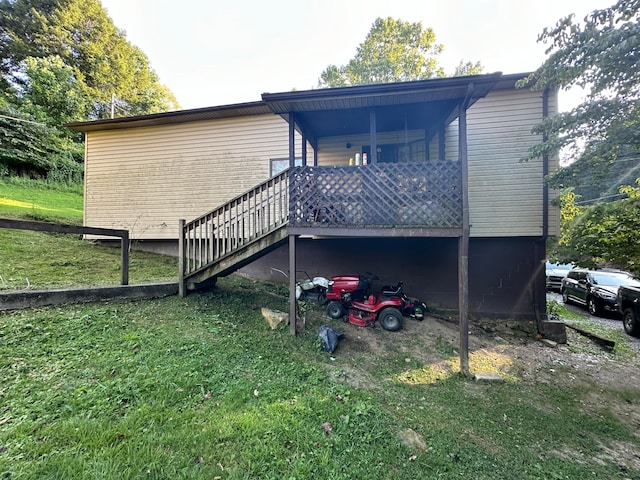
[575, 193, 629, 205]
[0, 114, 45, 126]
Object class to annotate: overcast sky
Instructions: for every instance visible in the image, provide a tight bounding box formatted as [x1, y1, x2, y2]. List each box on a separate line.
[99, 0, 613, 111]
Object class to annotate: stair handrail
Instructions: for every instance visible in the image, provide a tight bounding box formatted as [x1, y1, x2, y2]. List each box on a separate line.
[179, 169, 289, 282]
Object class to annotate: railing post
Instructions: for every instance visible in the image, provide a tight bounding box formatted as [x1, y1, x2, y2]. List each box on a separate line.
[178, 219, 186, 297]
[289, 233, 297, 336]
[120, 231, 129, 286]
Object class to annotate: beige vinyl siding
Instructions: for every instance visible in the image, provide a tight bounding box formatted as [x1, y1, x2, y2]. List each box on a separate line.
[84, 86, 559, 241]
[444, 89, 558, 237]
[546, 92, 561, 237]
[84, 114, 300, 239]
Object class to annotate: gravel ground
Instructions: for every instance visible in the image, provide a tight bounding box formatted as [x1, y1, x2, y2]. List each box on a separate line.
[547, 291, 640, 351]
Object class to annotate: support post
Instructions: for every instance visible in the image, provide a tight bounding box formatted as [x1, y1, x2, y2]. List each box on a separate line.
[458, 84, 473, 377]
[289, 234, 297, 335]
[120, 230, 129, 286]
[458, 237, 469, 376]
[178, 219, 186, 297]
[289, 112, 296, 169]
[369, 109, 377, 164]
[302, 131, 308, 166]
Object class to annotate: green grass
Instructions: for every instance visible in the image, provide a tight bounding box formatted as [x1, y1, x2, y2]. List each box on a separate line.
[548, 299, 634, 357]
[0, 177, 83, 224]
[0, 229, 177, 290]
[0, 178, 177, 289]
[1, 277, 639, 479]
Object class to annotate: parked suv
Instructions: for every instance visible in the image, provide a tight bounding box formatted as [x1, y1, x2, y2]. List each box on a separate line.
[561, 269, 640, 316]
[545, 261, 573, 291]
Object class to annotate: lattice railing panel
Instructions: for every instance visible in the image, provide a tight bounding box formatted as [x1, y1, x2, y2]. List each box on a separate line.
[289, 162, 462, 228]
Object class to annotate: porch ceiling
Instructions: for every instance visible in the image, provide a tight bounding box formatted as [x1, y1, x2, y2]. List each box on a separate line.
[261, 72, 503, 139]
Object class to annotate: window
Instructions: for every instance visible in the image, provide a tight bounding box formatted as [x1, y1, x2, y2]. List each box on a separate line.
[362, 140, 426, 163]
[270, 158, 302, 176]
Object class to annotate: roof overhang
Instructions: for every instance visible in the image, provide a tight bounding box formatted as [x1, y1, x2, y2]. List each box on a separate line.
[67, 101, 271, 132]
[67, 72, 532, 135]
[261, 72, 512, 139]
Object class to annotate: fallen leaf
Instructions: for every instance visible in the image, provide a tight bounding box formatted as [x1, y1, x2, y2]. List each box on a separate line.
[409, 454, 417, 461]
[253, 389, 259, 397]
[204, 391, 212, 399]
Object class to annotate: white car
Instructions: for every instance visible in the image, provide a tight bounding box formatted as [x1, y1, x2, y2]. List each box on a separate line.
[545, 262, 573, 291]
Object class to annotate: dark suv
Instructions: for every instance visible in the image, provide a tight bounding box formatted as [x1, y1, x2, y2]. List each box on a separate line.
[561, 269, 640, 316]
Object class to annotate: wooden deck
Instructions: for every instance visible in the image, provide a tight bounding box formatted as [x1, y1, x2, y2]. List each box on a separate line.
[180, 162, 464, 293]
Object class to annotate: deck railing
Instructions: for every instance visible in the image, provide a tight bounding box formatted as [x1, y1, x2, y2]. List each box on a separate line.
[288, 161, 462, 228]
[180, 170, 289, 278]
[180, 161, 462, 289]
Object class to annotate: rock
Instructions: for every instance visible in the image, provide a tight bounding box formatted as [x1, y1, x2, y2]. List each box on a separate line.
[261, 308, 288, 330]
[473, 371, 505, 383]
[540, 338, 558, 348]
[398, 428, 427, 452]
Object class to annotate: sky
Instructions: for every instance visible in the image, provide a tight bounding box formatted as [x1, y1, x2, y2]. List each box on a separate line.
[99, 0, 614, 112]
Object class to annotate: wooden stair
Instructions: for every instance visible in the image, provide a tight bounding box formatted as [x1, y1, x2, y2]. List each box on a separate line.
[179, 170, 289, 294]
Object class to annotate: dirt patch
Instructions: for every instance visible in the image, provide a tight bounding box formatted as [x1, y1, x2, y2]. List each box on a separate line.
[311, 309, 640, 409]
[308, 311, 640, 471]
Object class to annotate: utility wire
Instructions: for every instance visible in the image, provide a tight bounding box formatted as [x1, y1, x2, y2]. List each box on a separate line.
[575, 193, 628, 205]
[0, 114, 45, 126]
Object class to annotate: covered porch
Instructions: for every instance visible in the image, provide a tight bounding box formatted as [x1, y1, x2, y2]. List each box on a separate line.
[261, 73, 503, 375]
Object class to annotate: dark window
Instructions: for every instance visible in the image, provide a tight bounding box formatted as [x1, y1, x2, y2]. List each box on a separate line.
[363, 140, 426, 163]
[568, 271, 586, 281]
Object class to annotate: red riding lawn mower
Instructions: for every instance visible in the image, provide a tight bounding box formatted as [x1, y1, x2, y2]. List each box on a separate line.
[325, 273, 427, 332]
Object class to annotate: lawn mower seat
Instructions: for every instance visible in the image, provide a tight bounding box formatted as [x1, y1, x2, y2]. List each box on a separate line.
[381, 282, 403, 296]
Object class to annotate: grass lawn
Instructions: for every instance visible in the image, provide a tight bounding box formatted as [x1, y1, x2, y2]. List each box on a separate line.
[1, 179, 639, 478]
[1, 276, 639, 479]
[0, 178, 83, 224]
[0, 178, 177, 289]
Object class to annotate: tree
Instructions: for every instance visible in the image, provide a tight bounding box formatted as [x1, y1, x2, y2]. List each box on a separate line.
[0, 105, 82, 181]
[17, 55, 87, 125]
[523, 0, 640, 272]
[552, 183, 640, 274]
[453, 60, 484, 77]
[0, 0, 57, 81]
[318, 17, 482, 87]
[0, 0, 179, 181]
[0, 0, 179, 119]
[520, 0, 640, 191]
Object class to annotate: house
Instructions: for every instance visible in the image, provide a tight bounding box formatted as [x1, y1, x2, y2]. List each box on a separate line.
[69, 72, 561, 347]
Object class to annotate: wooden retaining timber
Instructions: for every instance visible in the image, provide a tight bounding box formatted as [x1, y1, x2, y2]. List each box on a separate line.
[0, 219, 130, 285]
[0, 283, 178, 311]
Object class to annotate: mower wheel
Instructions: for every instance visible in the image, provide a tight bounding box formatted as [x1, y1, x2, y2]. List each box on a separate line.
[326, 301, 346, 319]
[378, 307, 403, 332]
